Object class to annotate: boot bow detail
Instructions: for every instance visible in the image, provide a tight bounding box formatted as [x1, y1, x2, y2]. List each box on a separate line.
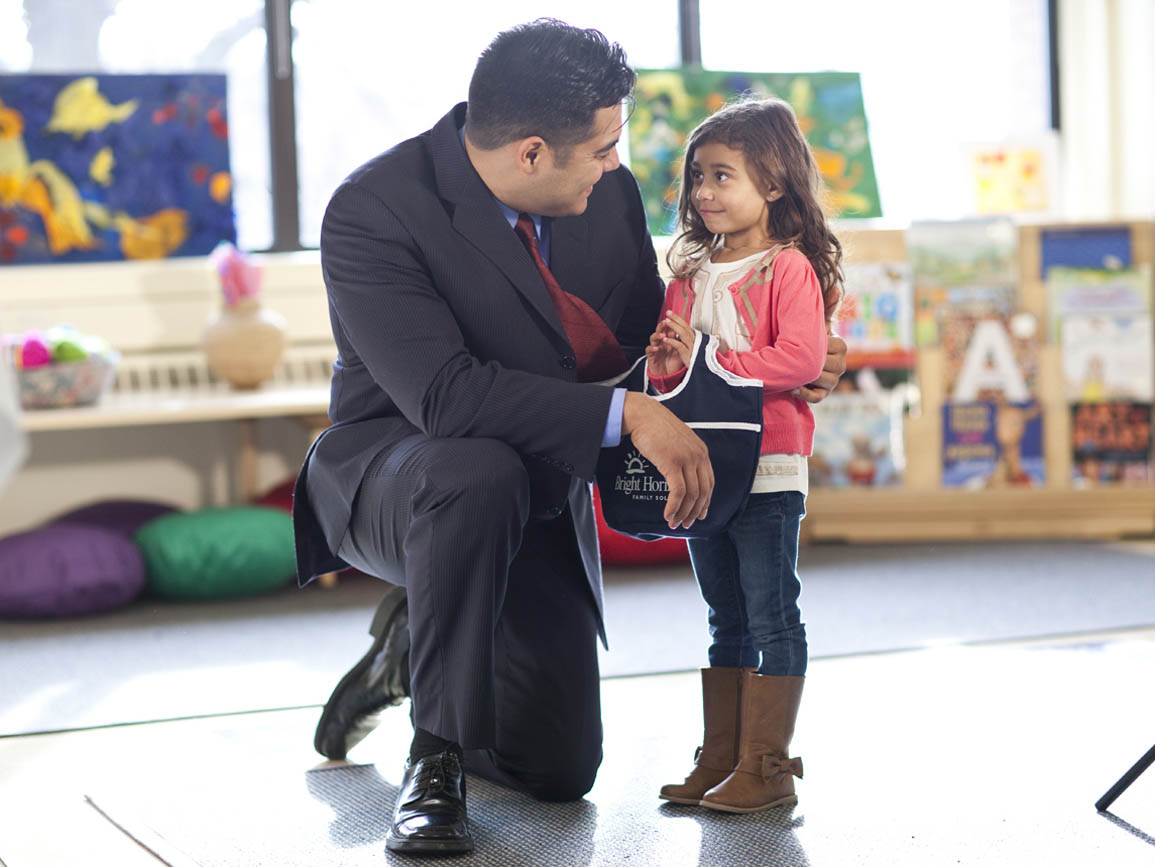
[760, 754, 803, 783]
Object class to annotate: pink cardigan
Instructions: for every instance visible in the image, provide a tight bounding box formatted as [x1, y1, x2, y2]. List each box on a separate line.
[651, 247, 828, 456]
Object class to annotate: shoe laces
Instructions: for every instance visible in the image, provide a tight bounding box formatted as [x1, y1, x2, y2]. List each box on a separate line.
[411, 751, 461, 794]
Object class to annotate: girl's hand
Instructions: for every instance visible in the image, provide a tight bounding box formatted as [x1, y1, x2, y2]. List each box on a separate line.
[658, 310, 695, 368]
[646, 328, 685, 377]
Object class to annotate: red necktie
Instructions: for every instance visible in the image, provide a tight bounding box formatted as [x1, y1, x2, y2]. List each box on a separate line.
[514, 213, 628, 382]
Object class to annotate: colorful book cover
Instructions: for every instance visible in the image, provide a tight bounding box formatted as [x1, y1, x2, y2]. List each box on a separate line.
[1040, 227, 1132, 276]
[1045, 265, 1152, 341]
[1070, 402, 1153, 485]
[908, 218, 1019, 346]
[836, 262, 915, 369]
[1060, 315, 1154, 402]
[942, 400, 1044, 489]
[0, 73, 235, 264]
[810, 390, 904, 488]
[628, 69, 881, 236]
[942, 314, 1040, 403]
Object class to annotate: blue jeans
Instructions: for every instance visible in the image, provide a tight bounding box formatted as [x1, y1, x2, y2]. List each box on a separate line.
[687, 491, 807, 677]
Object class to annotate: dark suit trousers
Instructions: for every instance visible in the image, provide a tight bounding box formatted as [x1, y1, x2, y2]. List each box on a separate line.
[334, 434, 604, 801]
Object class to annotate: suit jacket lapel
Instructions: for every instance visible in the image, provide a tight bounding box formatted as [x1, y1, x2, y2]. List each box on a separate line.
[431, 105, 566, 342]
[550, 216, 600, 310]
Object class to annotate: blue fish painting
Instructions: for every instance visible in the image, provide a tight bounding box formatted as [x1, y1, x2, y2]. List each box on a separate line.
[0, 73, 236, 264]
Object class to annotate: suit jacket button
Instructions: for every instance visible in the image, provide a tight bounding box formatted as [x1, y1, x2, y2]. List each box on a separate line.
[548, 505, 563, 516]
[563, 463, 574, 473]
[559, 356, 576, 369]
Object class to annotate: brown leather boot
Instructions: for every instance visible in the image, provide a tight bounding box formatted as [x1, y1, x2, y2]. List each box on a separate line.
[700, 671, 804, 813]
[658, 667, 747, 805]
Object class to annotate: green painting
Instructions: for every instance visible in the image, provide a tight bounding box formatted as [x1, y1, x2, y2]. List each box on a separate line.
[628, 69, 881, 236]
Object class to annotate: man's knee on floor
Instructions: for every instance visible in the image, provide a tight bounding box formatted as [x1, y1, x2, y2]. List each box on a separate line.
[519, 751, 602, 802]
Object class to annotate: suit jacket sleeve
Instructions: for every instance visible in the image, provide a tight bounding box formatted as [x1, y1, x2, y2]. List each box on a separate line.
[320, 182, 614, 479]
[612, 172, 666, 356]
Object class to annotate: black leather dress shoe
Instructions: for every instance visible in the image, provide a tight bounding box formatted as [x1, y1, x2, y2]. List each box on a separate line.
[313, 583, 410, 760]
[386, 750, 473, 854]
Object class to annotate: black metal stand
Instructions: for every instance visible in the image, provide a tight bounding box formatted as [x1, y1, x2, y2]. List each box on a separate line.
[1096, 743, 1155, 812]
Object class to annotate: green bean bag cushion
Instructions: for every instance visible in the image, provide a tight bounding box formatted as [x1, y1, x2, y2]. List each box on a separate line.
[134, 506, 296, 599]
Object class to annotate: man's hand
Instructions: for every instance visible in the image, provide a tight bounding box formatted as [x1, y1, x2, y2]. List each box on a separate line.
[792, 333, 847, 404]
[622, 392, 714, 530]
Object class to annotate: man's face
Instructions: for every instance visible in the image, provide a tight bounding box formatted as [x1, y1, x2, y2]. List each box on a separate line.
[530, 105, 624, 217]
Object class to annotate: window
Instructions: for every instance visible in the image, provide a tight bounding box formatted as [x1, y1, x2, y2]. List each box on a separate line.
[290, 0, 677, 246]
[700, 0, 1052, 222]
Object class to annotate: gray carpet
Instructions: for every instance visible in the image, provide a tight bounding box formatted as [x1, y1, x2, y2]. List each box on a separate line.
[88, 763, 809, 867]
[605, 539, 1155, 669]
[2, 540, 1153, 736]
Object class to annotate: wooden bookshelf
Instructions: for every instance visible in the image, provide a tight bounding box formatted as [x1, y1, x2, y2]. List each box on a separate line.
[801, 220, 1155, 543]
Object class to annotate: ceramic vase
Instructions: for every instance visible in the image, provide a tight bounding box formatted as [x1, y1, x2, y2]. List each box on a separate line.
[202, 298, 287, 389]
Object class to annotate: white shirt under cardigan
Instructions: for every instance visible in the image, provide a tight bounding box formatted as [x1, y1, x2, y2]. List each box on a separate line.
[689, 251, 808, 496]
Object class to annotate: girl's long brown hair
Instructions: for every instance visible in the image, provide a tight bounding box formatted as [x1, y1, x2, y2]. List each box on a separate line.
[666, 98, 843, 321]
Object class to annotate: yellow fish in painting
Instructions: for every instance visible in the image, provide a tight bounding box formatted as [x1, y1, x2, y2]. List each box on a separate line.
[46, 77, 138, 139]
[114, 208, 189, 260]
[89, 146, 115, 186]
[0, 98, 27, 203]
[0, 97, 98, 253]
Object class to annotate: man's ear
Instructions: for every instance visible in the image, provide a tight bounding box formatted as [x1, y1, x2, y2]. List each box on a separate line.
[516, 138, 546, 173]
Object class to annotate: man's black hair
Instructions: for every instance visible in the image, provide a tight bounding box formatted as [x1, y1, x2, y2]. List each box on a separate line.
[465, 18, 635, 156]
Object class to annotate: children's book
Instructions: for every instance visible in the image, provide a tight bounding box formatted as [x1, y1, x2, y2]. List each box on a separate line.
[1070, 402, 1153, 485]
[1044, 265, 1152, 341]
[1040, 227, 1132, 276]
[941, 314, 1040, 403]
[941, 400, 1044, 489]
[908, 218, 1018, 346]
[836, 262, 915, 369]
[810, 390, 904, 488]
[1060, 315, 1154, 402]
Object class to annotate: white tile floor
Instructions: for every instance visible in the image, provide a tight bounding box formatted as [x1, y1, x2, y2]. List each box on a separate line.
[2, 627, 1154, 866]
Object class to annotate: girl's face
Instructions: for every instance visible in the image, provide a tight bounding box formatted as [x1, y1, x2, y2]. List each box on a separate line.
[689, 140, 777, 248]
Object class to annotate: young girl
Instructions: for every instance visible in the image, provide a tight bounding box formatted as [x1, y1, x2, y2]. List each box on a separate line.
[647, 98, 842, 814]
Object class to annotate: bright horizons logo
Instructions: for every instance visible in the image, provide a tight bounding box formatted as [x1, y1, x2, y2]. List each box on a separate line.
[613, 449, 669, 496]
[625, 449, 647, 474]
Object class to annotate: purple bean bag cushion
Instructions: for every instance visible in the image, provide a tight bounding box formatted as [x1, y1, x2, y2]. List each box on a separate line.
[49, 499, 180, 537]
[0, 524, 146, 618]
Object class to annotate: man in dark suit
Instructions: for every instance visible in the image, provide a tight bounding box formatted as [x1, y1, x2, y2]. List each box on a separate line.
[296, 19, 845, 856]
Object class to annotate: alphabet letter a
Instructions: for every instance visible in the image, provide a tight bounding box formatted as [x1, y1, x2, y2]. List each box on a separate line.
[952, 319, 1029, 402]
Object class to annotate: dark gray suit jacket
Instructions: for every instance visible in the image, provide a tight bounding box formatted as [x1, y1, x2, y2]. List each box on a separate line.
[293, 103, 664, 632]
